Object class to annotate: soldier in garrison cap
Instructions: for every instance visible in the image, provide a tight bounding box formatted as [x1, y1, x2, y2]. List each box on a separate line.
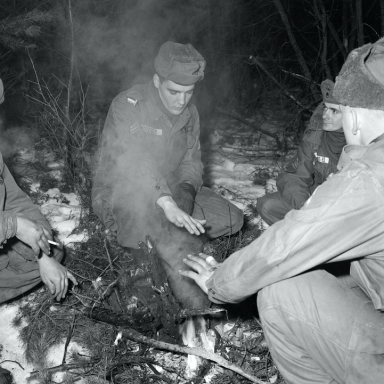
[181, 37, 384, 384]
[257, 79, 346, 225]
[92, 42, 243, 258]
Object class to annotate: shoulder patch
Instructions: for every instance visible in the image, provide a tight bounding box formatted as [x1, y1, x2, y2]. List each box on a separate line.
[129, 121, 140, 134]
[127, 97, 138, 106]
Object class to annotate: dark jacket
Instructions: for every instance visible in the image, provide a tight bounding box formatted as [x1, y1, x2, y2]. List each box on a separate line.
[92, 81, 203, 237]
[277, 104, 346, 209]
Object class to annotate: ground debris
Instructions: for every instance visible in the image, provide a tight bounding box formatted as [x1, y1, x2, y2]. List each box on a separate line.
[13, 207, 286, 383]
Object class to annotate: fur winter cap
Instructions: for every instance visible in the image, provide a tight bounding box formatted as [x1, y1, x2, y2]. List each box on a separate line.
[321, 79, 339, 104]
[334, 37, 384, 110]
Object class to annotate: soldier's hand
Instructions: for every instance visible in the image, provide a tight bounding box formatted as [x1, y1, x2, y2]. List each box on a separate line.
[16, 216, 52, 256]
[157, 196, 206, 235]
[179, 253, 219, 294]
[38, 253, 78, 301]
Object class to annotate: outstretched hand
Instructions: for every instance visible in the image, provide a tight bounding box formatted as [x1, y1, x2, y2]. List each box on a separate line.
[157, 196, 206, 235]
[179, 253, 220, 295]
[38, 254, 78, 300]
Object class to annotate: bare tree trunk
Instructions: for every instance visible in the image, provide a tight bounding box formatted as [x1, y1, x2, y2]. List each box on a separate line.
[356, 0, 364, 46]
[315, 0, 347, 60]
[314, 0, 332, 79]
[272, 0, 318, 100]
[342, 0, 349, 51]
[66, 0, 74, 124]
[348, 0, 357, 49]
[380, 0, 384, 35]
[63, 0, 76, 180]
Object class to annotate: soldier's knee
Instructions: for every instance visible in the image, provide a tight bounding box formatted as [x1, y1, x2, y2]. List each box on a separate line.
[229, 204, 244, 233]
[256, 194, 274, 219]
[257, 277, 303, 316]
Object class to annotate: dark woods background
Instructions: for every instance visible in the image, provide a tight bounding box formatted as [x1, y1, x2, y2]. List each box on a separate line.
[0, 0, 383, 200]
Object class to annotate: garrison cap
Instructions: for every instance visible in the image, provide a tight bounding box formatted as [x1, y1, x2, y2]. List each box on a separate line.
[154, 41, 205, 86]
[334, 37, 384, 110]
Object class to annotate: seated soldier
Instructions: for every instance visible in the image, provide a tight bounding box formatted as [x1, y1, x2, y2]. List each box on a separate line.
[92, 42, 244, 258]
[181, 37, 384, 383]
[257, 80, 346, 225]
[0, 79, 77, 383]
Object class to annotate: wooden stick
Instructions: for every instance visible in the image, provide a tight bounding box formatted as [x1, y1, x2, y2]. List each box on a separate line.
[119, 327, 268, 384]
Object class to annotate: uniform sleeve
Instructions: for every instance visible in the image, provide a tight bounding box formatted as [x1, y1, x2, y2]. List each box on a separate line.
[276, 137, 315, 209]
[3, 164, 50, 230]
[174, 107, 203, 191]
[99, 94, 172, 205]
[206, 159, 384, 304]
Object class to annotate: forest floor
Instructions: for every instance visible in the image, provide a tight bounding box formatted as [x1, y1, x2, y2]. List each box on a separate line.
[0, 89, 305, 384]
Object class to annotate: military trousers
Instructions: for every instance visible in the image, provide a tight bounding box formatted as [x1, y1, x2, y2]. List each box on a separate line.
[0, 239, 63, 304]
[256, 192, 294, 225]
[257, 270, 384, 384]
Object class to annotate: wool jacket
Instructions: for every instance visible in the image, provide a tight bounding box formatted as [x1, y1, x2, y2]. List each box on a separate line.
[92, 81, 203, 232]
[277, 104, 346, 209]
[206, 133, 384, 311]
[0, 151, 50, 265]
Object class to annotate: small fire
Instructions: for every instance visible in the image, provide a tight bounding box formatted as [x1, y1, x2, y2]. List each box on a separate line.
[179, 315, 216, 378]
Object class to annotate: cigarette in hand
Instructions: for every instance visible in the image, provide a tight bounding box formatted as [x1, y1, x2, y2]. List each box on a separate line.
[48, 240, 60, 246]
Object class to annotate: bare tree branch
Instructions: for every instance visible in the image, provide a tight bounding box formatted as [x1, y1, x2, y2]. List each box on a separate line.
[272, 0, 318, 100]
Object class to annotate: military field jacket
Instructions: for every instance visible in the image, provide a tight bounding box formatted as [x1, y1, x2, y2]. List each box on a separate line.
[277, 104, 341, 209]
[207, 134, 384, 311]
[92, 81, 203, 217]
[0, 152, 50, 264]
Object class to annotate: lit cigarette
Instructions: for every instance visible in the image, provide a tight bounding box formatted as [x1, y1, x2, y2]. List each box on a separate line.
[48, 240, 60, 246]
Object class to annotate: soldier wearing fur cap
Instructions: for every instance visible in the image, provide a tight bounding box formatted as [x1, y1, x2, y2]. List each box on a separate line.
[92, 42, 243, 257]
[257, 79, 346, 225]
[181, 37, 384, 383]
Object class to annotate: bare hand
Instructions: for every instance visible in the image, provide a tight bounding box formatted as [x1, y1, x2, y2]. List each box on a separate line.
[179, 253, 220, 294]
[157, 196, 206, 235]
[38, 253, 78, 300]
[16, 216, 52, 256]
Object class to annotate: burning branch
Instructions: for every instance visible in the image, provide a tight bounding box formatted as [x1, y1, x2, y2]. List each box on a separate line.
[118, 327, 268, 384]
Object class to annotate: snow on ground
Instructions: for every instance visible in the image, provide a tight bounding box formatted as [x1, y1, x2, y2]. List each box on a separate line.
[0, 116, 283, 383]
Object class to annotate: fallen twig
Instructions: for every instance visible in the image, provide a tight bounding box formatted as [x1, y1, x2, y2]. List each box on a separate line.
[103, 238, 125, 312]
[0, 360, 25, 370]
[62, 313, 77, 365]
[119, 327, 268, 384]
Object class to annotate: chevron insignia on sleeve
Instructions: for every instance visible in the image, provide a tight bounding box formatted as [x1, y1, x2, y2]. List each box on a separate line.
[129, 121, 140, 134]
[127, 97, 138, 106]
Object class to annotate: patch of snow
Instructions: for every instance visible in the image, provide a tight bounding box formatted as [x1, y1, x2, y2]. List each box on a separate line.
[0, 303, 35, 384]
